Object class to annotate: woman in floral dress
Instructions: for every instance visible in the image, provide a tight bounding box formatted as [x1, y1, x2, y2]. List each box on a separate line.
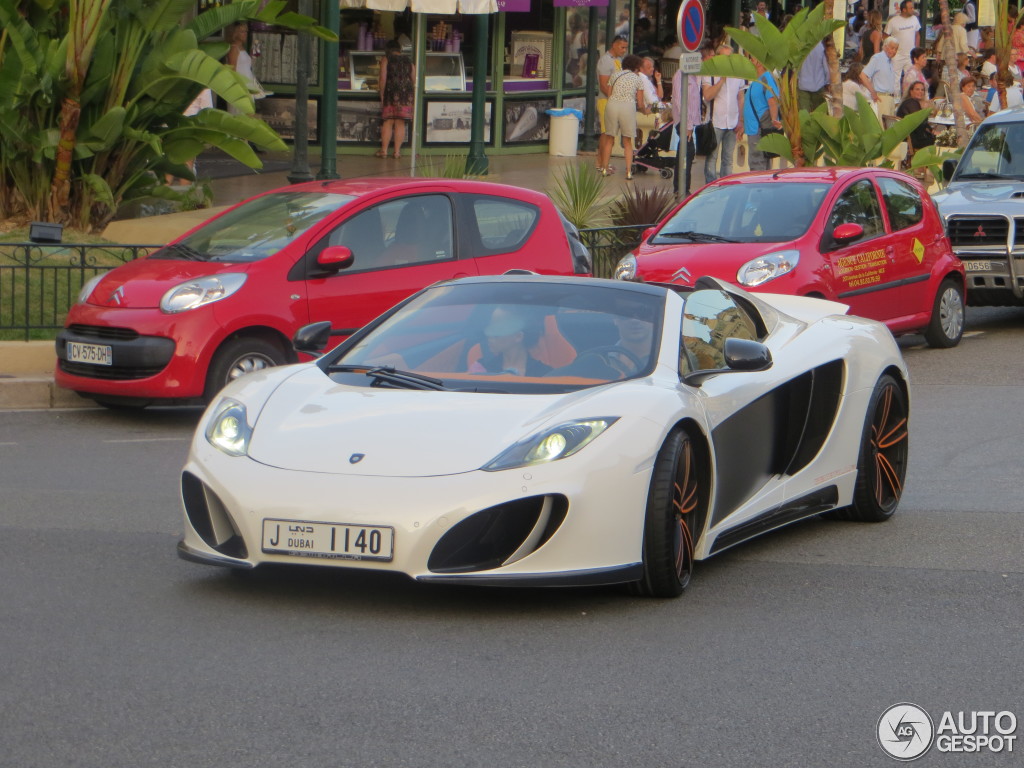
[379, 40, 415, 159]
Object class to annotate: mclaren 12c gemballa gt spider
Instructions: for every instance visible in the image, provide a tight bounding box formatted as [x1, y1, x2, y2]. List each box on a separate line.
[177, 275, 910, 597]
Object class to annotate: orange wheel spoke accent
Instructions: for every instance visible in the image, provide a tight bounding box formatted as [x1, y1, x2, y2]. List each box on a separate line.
[876, 453, 903, 499]
[877, 418, 908, 449]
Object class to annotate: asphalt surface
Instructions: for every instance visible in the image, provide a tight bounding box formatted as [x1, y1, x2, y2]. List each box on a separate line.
[1, 308, 1022, 768]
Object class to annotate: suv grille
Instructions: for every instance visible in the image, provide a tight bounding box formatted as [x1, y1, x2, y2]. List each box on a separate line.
[947, 217, 1010, 248]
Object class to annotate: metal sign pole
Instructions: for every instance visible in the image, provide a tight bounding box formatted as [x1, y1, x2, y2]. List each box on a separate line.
[674, 75, 686, 197]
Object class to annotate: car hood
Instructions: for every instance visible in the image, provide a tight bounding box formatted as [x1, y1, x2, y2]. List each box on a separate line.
[86, 257, 248, 309]
[933, 181, 1024, 215]
[246, 367, 613, 477]
[634, 240, 793, 285]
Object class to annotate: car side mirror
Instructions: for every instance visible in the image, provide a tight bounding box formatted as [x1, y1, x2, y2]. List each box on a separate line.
[317, 245, 354, 272]
[723, 337, 772, 372]
[683, 338, 772, 386]
[292, 321, 333, 356]
[942, 157, 959, 182]
[833, 222, 864, 244]
[642, 226, 657, 242]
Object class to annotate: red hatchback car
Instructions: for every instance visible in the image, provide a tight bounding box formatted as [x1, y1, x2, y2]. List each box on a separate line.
[615, 168, 965, 347]
[56, 178, 591, 406]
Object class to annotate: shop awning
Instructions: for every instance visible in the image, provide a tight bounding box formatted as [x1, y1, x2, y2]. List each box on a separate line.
[341, 0, 499, 13]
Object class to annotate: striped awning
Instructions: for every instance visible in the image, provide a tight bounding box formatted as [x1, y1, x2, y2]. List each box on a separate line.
[340, 0, 499, 12]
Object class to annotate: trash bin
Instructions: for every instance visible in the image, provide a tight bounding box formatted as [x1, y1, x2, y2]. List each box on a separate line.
[546, 108, 582, 157]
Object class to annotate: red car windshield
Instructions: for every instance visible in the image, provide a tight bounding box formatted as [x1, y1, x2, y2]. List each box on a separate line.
[155, 191, 355, 263]
[654, 182, 831, 244]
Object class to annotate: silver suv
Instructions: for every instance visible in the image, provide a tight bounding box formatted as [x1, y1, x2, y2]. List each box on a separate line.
[933, 106, 1024, 306]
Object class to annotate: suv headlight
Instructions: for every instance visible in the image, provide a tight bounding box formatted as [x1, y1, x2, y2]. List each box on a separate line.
[614, 254, 638, 281]
[205, 399, 253, 457]
[483, 418, 618, 471]
[737, 250, 800, 287]
[161, 273, 246, 313]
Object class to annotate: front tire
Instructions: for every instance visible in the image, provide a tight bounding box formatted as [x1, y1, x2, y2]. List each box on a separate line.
[634, 429, 704, 598]
[924, 278, 964, 348]
[832, 374, 909, 522]
[204, 336, 288, 402]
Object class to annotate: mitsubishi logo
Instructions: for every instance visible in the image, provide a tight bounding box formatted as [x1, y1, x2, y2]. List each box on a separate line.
[108, 286, 125, 305]
[670, 266, 693, 284]
[349, 453, 365, 464]
[973, 225, 987, 238]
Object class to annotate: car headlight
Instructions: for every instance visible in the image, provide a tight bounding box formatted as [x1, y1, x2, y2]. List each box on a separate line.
[737, 250, 800, 287]
[205, 398, 253, 457]
[483, 418, 619, 471]
[160, 273, 246, 314]
[77, 273, 107, 304]
[614, 254, 637, 281]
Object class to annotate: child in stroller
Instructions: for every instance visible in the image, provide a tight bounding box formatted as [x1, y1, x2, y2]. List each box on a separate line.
[631, 117, 677, 179]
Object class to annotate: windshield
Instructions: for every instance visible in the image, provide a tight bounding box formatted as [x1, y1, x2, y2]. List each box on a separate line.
[154, 191, 355, 263]
[326, 281, 666, 394]
[653, 182, 830, 244]
[955, 123, 1024, 181]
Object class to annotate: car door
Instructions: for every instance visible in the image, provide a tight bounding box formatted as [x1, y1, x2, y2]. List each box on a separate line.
[819, 177, 902, 322]
[680, 288, 845, 545]
[451, 193, 549, 274]
[874, 174, 936, 314]
[302, 193, 478, 336]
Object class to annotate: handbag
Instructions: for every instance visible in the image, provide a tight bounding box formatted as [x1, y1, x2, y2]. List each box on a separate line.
[755, 83, 781, 157]
[694, 84, 717, 156]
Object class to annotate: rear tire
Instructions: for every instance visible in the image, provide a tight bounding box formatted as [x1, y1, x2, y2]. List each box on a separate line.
[204, 336, 288, 402]
[831, 374, 908, 522]
[633, 429, 704, 598]
[923, 278, 964, 348]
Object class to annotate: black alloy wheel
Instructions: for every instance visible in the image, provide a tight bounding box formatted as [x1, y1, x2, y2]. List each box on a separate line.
[634, 428, 703, 598]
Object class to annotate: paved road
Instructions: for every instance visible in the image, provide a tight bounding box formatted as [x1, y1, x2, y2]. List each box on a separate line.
[1, 310, 1022, 768]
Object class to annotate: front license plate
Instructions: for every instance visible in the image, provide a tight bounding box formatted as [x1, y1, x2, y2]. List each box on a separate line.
[963, 260, 993, 272]
[67, 341, 112, 366]
[261, 519, 394, 561]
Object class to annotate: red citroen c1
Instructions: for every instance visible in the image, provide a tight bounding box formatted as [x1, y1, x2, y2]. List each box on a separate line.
[615, 167, 965, 348]
[56, 178, 592, 407]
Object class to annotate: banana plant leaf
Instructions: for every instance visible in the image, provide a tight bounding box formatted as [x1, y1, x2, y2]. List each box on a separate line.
[134, 48, 254, 113]
[701, 54, 757, 82]
[756, 133, 793, 161]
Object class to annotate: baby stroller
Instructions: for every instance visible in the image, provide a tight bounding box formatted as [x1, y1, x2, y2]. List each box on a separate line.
[631, 119, 677, 180]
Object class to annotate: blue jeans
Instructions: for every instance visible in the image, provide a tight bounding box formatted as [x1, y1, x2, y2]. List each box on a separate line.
[705, 126, 737, 183]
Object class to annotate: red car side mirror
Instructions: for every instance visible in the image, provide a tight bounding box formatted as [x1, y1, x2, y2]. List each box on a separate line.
[642, 226, 657, 242]
[833, 223, 864, 243]
[317, 245, 354, 271]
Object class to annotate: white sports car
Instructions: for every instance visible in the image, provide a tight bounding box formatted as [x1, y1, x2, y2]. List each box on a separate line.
[178, 275, 910, 598]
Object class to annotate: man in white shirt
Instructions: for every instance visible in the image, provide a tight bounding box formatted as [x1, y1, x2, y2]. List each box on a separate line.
[751, 1, 771, 36]
[885, 0, 920, 78]
[637, 57, 664, 144]
[596, 35, 628, 171]
[701, 45, 744, 183]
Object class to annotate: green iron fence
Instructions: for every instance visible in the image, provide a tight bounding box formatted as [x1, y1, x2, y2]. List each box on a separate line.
[579, 224, 652, 279]
[0, 243, 161, 340]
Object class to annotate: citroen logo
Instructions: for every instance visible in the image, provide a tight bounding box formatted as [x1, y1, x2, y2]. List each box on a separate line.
[349, 453, 365, 464]
[670, 266, 692, 284]
[974, 225, 987, 238]
[109, 286, 125, 305]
